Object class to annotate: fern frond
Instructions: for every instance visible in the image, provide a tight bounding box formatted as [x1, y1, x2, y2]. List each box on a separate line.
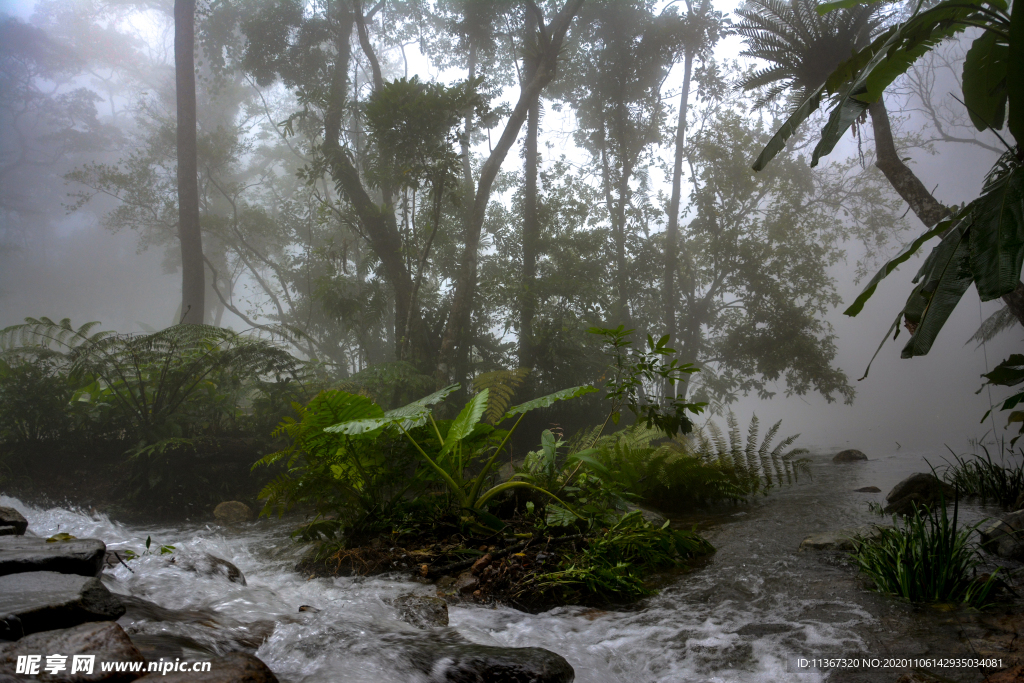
[471, 368, 530, 425]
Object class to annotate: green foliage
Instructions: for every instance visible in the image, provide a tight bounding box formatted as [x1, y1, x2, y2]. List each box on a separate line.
[981, 354, 1024, 445]
[852, 497, 997, 606]
[531, 511, 714, 601]
[591, 326, 705, 437]
[754, 0, 1024, 364]
[253, 389, 416, 542]
[471, 368, 530, 425]
[694, 412, 808, 496]
[934, 446, 1024, 509]
[327, 383, 593, 520]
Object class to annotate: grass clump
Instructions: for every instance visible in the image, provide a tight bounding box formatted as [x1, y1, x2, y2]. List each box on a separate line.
[852, 496, 997, 607]
[935, 445, 1024, 509]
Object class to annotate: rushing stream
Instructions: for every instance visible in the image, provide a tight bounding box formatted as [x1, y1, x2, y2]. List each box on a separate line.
[1, 449, 1013, 683]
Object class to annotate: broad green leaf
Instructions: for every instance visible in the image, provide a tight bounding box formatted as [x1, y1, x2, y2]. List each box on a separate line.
[545, 503, 577, 527]
[566, 451, 612, 477]
[324, 416, 393, 435]
[983, 353, 1024, 386]
[752, 84, 825, 171]
[502, 385, 597, 421]
[381, 383, 459, 430]
[901, 225, 975, 357]
[1009, 0, 1024, 142]
[969, 162, 1024, 299]
[443, 389, 489, 448]
[845, 220, 952, 316]
[963, 31, 1009, 131]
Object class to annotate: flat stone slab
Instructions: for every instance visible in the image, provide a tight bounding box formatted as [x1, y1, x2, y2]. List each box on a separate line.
[0, 571, 125, 636]
[0, 537, 106, 577]
[0, 621, 145, 681]
[0, 507, 28, 536]
[799, 525, 888, 552]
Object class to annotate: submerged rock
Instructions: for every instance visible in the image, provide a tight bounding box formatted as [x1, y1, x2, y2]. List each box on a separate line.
[168, 551, 246, 585]
[0, 621, 145, 681]
[0, 537, 106, 577]
[392, 594, 449, 628]
[979, 510, 1024, 560]
[0, 507, 28, 536]
[135, 652, 278, 683]
[798, 525, 887, 552]
[833, 449, 868, 463]
[409, 643, 574, 683]
[0, 571, 125, 636]
[884, 472, 955, 515]
[213, 502, 253, 525]
[854, 486, 881, 493]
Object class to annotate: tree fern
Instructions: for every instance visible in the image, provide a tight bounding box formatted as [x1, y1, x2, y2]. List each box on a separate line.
[695, 412, 808, 495]
[471, 368, 530, 424]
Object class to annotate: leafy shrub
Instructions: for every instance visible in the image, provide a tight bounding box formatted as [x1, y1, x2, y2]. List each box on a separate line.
[852, 497, 997, 606]
[934, 445, 1024, 510]
[530, 511, 713, 601]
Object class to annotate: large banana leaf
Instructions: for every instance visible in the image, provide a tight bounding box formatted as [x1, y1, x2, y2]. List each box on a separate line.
[968, 161, 1024, 300]
[752, 84, 824, 172]
[901, 224, 975, 358]
[844, 220, 952, 316]
[962, 31, 1009, 131]
[1009, 0, 1024, 142]
[502, 385, 597, 421]
[811, 0, 992, 166]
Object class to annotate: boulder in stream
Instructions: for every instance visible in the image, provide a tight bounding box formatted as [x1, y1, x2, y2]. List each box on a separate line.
[168, 551, 246, 585]
[798, 525, 887, 552]
[135, 652, 278, 683]
[409, 643, 574, 683]
[0, 621, 145, 681]
[0, 537, 106, 577]
[979, 510, 1024, 560]
[884, 472, 955, 515]
[392, 594, 449, 628]
[213, 502, 253, 525]
[0, 571, 125, 636]
[833, 449, 868, 463]
[0, 507, 28, 536]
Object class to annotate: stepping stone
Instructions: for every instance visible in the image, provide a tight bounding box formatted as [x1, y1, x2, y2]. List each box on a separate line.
[0, 536, 106, 577]
[0, 571, 125, 636]
[0, 621, 145, 679]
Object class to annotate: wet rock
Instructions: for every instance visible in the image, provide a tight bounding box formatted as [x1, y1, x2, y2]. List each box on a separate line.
[213, 502, 253, 525]
[884, 472, 955, 515]
[297, 605, 320, 613]
[895, 672, 943, 683]
[409, 643, 574, 683]
[168, 552, 246, 585]
[0, 572, 125, 636]
[393, 594, 449, 628]
[983, 666, 1024, 683]
[0, 508, 28, 537]
[979, 510, 1024, 560]
[833, 449, 868, 463]
[453, 572, 478, 595]
[625, 503, 667, 526]
[0, 537, 106, 577]
[470, 554, 492, 576]
[117, 594, 219, 625]
[135, 652, 278, 683]
[798, 525, 887, 552]
[0, 621, 145, 681]
[855, 486, 881, 493]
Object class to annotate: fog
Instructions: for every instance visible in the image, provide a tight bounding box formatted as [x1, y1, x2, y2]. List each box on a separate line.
[1, 0, 1018, 458]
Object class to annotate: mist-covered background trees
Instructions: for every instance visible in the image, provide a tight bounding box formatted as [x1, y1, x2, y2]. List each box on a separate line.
[0, 0, 1014, 446]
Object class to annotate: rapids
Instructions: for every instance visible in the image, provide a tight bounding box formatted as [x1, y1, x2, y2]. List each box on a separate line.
[1, 449, 1008, 682]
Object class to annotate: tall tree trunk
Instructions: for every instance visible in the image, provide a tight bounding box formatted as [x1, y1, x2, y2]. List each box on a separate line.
[868, 98, 1024, 325]
[175, 0, 204, 325]
[664, 49, 694, 376]
[437, 0, 585, 386]
[519, 9, 541, 371]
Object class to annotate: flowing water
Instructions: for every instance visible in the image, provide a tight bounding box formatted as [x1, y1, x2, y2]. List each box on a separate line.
[2, 449, 1015, 683]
